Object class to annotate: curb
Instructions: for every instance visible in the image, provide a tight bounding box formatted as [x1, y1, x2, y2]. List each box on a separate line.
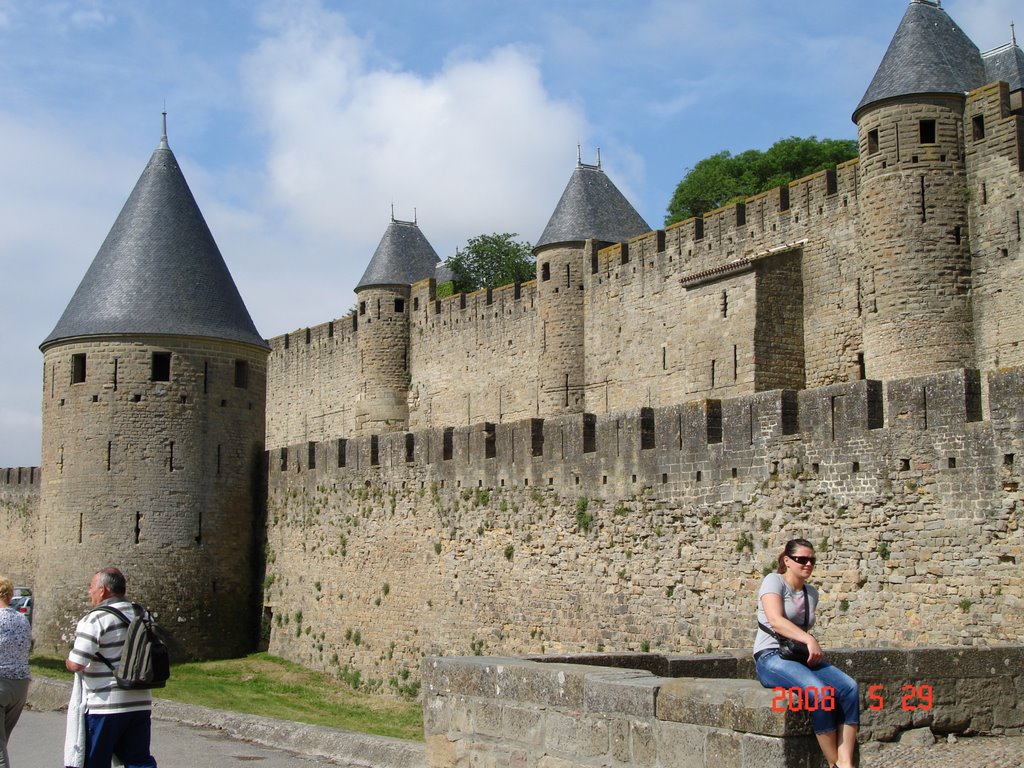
[27, 677, 427, 768]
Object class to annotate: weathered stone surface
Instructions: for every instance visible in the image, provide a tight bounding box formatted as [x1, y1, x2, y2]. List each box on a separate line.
[705, 730, 742, 768]
[583, 670, 660, 717]
[657, 678, 811, 737]
[652, 720, 706, 768]
[496, 662, 588, 709]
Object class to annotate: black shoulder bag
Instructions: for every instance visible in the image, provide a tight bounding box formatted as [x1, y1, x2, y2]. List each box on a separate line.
[758, 589, 811, 664]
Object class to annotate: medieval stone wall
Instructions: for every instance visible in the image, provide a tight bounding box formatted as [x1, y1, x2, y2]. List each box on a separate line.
[265, 317, 361, 450]
[262, 367, 1024, 690]
[264, 161, 870, 450]
[0, 467, 40, 587]
[408, 279, 541, 430]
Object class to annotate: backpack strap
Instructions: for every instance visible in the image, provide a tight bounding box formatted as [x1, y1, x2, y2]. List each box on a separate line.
[89, 604, 132, 672]
[758, 588, 810, 638]
[91, 604, 131, 626]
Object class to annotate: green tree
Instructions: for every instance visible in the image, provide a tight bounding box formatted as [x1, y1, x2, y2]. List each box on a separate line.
[441, 233, 535, 295]
[665, 136, 858, 225]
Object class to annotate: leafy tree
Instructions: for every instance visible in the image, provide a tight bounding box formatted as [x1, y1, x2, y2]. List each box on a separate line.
[665, 136, 858, 225]
[441, 233, 535, 295]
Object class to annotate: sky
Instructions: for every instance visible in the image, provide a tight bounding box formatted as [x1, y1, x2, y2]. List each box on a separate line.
[0, 0, 1019, 467]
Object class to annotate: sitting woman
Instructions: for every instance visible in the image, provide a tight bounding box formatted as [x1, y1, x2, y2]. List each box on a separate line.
[753, 539, 859, 768]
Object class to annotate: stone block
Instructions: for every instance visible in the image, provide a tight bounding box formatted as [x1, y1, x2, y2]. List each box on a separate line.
[706, 730, 742, 768]
[424, 656, 512, 697]
[425, 734, 461, 768]
[653, 720, 705, 768]
[502, 705, 543, 746]
[474, 700, 504, 738]
[631, 720, 657, 765]
[494, 661, 587, 708]
[576, 716, 610, 758]
[583, 670, 660, 716]
[740, 733, 819, 768]
[544, 712, 578, 755]
[423, 695, 452, 735]
[664, 652, 741, 679]
[827, 648, 911, 681]
[610, 718, 630, 762]
[908, 646, 1024, 680]
[656, 678, 812, 737]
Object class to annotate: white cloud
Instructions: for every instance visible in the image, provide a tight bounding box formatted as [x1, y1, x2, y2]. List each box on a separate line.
[0, 112, 145, 467]
[243, 0, 589, 270]
[69, 7, 115, 30]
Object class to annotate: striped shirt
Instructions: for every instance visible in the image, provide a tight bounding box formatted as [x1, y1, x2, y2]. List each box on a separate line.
[68, 599, 151, 713]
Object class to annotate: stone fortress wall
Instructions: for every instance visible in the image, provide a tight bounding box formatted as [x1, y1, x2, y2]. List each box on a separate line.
[4, 1, 1024, 699]
[0, 467, 41, 588]
[266, 82, 1024, 454]
[260, 365, 1023, 690]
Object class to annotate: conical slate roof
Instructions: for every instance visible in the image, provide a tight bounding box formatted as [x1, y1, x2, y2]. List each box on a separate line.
[854, 0, 986, 121]
[983, 41, 1024, 92]
[42, 128, 267, 350]
[355, 219, 441, 290]
[536, 162, 650, 249]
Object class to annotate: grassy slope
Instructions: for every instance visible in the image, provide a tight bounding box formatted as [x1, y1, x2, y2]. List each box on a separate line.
[31, 653, 423, 742]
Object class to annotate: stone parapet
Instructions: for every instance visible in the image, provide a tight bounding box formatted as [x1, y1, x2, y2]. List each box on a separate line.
[423, 649, 1024, 768]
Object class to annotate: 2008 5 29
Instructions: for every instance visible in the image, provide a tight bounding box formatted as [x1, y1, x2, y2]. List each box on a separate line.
[771, 684, 934, 712]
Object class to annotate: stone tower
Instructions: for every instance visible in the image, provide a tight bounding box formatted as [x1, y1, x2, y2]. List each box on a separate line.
[854, 0, 981, 379]
[354, 217, 440, 435]
[36, 119, 269, 659]
[534, 155, 649, 415]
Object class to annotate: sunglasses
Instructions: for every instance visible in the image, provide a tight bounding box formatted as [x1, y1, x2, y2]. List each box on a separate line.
[788, 555, 816, 566]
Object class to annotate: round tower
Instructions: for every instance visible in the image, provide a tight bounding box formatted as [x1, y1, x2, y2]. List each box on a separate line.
[36, 118, 269, 659]
[353, 217, 440, 435]
[534, 154, 650, 415]
[855, 0, 981, 379]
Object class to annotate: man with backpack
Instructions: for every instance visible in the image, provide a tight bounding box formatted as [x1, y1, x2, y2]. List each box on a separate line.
[65, 568, 158, 768]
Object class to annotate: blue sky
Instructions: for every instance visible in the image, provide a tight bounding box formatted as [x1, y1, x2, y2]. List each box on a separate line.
[0, 0, 1018, 466]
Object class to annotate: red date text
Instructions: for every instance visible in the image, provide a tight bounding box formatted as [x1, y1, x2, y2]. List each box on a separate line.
[771, 684, 933, 712]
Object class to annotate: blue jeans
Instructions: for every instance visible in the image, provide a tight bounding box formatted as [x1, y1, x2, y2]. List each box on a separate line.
[755, 650, 860, 734]
[84, 710, 157, 768]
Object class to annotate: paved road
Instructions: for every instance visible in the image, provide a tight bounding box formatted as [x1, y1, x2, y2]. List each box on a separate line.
[8, 710, 356, 768]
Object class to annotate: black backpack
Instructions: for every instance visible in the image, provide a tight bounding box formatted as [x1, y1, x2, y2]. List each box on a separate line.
[93, 603, 171, 689]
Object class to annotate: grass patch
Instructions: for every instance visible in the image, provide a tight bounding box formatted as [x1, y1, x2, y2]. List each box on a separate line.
[32, 652, 422, 741]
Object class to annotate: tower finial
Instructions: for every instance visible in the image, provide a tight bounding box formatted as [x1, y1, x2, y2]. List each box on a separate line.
[160, 107, 169, 149]
[577, 144, 582, 167]
[1012, 20, 1017, 45]
[596, 148, 601, 169]
[391, 202, 395, 222]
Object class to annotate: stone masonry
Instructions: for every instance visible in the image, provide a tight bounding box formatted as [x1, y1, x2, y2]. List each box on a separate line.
[2, 4, 1024, 724]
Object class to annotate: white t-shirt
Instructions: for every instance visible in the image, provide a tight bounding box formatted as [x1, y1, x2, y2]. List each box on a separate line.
[753, 572, 818, 657]
[68, 599, 152, 714]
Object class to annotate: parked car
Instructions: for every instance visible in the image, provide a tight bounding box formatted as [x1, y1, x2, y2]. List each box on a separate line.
[9, 595, 32, 624]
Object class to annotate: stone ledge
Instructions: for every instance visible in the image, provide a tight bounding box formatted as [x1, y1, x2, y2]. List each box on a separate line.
[657, 677, 812, 737]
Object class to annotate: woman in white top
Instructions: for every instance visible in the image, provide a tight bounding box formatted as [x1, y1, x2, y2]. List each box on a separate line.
[0, 577, 31, 768]
[753, 539, 859, 768]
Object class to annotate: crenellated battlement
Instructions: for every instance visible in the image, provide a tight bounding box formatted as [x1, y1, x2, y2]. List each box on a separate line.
[267, 312, 358, 356]
[0, 467, 41, 488]
[269, 366, 1014, 503]
[595, 158, 861, 291]
[408, 276, 539, 329]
